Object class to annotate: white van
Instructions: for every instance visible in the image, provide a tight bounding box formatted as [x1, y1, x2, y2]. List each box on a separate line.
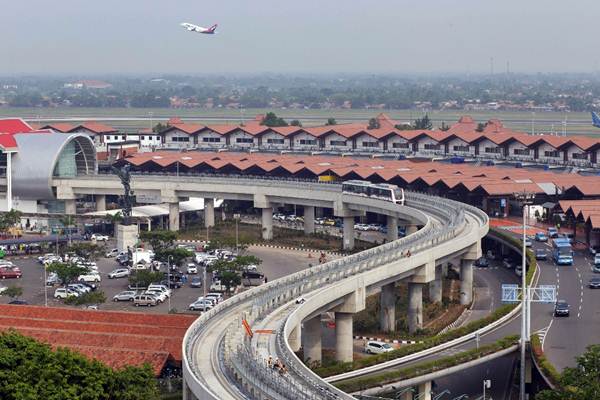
[364, 341, 394, 354]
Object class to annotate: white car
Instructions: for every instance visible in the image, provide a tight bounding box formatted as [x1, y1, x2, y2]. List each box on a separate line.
[108, 268, 130, 279]
[78, 272, 101, 283]
[189, 299, 214, 311]
[187, 263, 198, 274]
[147, 284, 172, 297]
[0, 284, 7, 294]
[364, 341, 394, 354]
[54, 287, 79, 299]
[105, 248, 119, 258]
[205, 292, 223, 304]
[91, 233, 109, 241]
[354, 223, 370, 231]
[144, 290, 167, 303]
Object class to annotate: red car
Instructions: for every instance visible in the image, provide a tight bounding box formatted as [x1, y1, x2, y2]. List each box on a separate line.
[0, 267, 22, 279]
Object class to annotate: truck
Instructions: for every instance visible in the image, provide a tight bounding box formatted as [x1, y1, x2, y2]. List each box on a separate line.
[552, 238, 573, 266]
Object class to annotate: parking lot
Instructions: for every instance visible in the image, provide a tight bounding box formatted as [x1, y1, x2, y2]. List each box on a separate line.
[0, 241, 321, 314]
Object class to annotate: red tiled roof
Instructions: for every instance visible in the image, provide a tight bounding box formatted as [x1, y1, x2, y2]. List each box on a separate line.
[0, 118, 33, 134]
[0, 305, 196, 376]
[35, 123, 76, 132]
[70, 122, 117, 134]
[0, 133, 18, 150]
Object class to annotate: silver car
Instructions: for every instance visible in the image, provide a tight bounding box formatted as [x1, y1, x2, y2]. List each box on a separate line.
[113, 290, 137, 302]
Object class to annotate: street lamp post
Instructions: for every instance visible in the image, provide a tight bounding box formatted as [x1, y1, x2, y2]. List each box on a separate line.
[482, 379, 491, 400]
[514, 190, 535, 400]
[234, 213, 240, 253]
[44, 265, 48, 307]
[167, 255, 172, 313]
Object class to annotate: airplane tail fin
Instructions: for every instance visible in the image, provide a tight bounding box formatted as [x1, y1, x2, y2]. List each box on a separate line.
[208, 24, 217, 33]
[592, 111, 600, 128]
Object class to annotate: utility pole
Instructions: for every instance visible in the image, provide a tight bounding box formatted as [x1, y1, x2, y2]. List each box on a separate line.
[167, 255, 172, 313]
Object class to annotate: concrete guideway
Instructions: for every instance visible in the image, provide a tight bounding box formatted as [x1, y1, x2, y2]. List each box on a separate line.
[52, 173, 487, 399]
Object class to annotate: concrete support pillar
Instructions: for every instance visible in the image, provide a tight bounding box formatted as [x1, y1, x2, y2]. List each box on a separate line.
[343, 216, 355, 251]
[334, 312, 353, 363]
[398, 389, 413, 400]
[386, 215, 398, 242]
[64, 199, 76, 215]
[417, 381, 432, 400]
[380, 282, 396, 332]
[5, 152, 12, 211]
[304, 206, 315, 235]
[406, 224, 418, 235]
[96, 195, 106, 212]
[261, 207, 273, 240]
[302, 316, 322, 365]
[204, 198, 215, 228]
[408, 282, 423, 334]
[429, 267, 443, 304]
[180, 212, 186, 229]
[460, 259, 474, 305]
[169, 202, 180, 232]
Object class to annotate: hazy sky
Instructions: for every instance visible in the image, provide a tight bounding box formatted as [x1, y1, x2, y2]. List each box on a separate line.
[2, 0, 599, 75]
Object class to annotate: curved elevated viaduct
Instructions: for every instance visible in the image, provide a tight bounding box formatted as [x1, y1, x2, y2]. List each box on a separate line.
[52, 174, 489, 400]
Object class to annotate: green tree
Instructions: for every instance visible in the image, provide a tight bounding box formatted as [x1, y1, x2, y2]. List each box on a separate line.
[104, 212, 123, 235]
[475, 122, 487, 132]
[0, 209, 22, 232]
[325, 118, 337, 126]
[65, 290, 107, 306]
[46, 263, 89, 286]
[394, 123, 414, 130]
[219, 270, 241, 293]
[290, 119, 302, 127]
[537, 344, 600, 400]
[139, 229, 177, 252]
[2, 285, 23, 301]
[67, 242, 104, 261]
[414, 114, 432, 130]
[128, 269, 164, 287]
[367, 118, 380, 130]
[154, 247, 192, 266]
[439, 121, 450, 131]
[260, 112, 288, 127]
[234, 255, 262, 267]
[0, 330, 159, 399]
[152, 122, 168, 133]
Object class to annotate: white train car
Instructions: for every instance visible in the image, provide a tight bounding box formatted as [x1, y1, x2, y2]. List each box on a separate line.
[341, 180, 405, 205]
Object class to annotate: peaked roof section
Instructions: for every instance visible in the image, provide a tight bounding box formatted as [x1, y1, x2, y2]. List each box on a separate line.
[36, 123, 76, 132]
[0, 118, 33, 134]
[69, 122, 117, 134]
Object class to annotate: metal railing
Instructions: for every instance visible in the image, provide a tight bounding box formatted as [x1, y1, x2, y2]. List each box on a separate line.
[181, 183, 488, 400]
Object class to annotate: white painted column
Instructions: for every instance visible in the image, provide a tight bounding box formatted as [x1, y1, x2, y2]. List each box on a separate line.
[408, 282, 423, 334]
[380, 282, 396, 332]
[304, 206, 315, 235]
[429, 266, 443, 304]
[204, 198, 215, 228]
[334, 312, 353, 363]
[261, 207, 273, 240]
[387, 215, 398, 242]
[302, 316, 322, 365]
[418, 381, 432, 400]
[64, 199, 76, 215]
[169, 202, 180, 232]
[96, 195, 106, 212]
[343, 216, 355, 251]
[6, 152, 12, 211]
[460, 259, 474, 305]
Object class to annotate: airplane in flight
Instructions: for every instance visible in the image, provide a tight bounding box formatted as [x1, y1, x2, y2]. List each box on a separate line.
[180, 22, 217, 34]
[592, 111, 600, 128]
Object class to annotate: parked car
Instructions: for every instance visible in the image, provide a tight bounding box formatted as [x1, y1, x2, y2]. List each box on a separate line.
[188, 298, 214, 311]
[535, 232, 548, 242]
[147, 284, 172, 297]
[69, 283, 91, 293]
[190, 277, 202, 288]
[133, 294, 158, 307]
[354, 223, 370, 231]
[205, 292, 223, 304]
[588, 278, 600, 289]
[594, 253, 600, 266]
[144, 290, 167, 303]
[186, 263, 198, 274]
[105, 248, 119, 258]
[589, 245, 600, 256]
[78, 272, 101, 283]
[0, 284, 7, 294]
[535, 249, 547, 260]
[475, 257, 489, 267]
[54, 287, 79, 299]
[554, 300, 570, 317]
[160, 279, 182, 289]
[91, 233, 109, 241]
[0, 267, 22, 279]
[364, 341, 394, 354]
[108, 268, 130, 279]
[113, 290, 137, 302]
[128, 282, 148, 291]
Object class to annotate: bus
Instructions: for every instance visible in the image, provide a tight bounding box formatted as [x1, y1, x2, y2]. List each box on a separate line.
[552, 238, 573, 265]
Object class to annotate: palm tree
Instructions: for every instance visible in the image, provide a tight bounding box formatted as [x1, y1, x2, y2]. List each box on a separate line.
[104, 212, 123, 236]
[60, 215, 76, 247]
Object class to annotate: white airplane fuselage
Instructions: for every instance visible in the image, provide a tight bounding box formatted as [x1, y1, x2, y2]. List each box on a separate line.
[180, 22, 216, 34]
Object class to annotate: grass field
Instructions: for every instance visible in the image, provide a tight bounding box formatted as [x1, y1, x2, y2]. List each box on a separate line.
[2, 107, 599, 137]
